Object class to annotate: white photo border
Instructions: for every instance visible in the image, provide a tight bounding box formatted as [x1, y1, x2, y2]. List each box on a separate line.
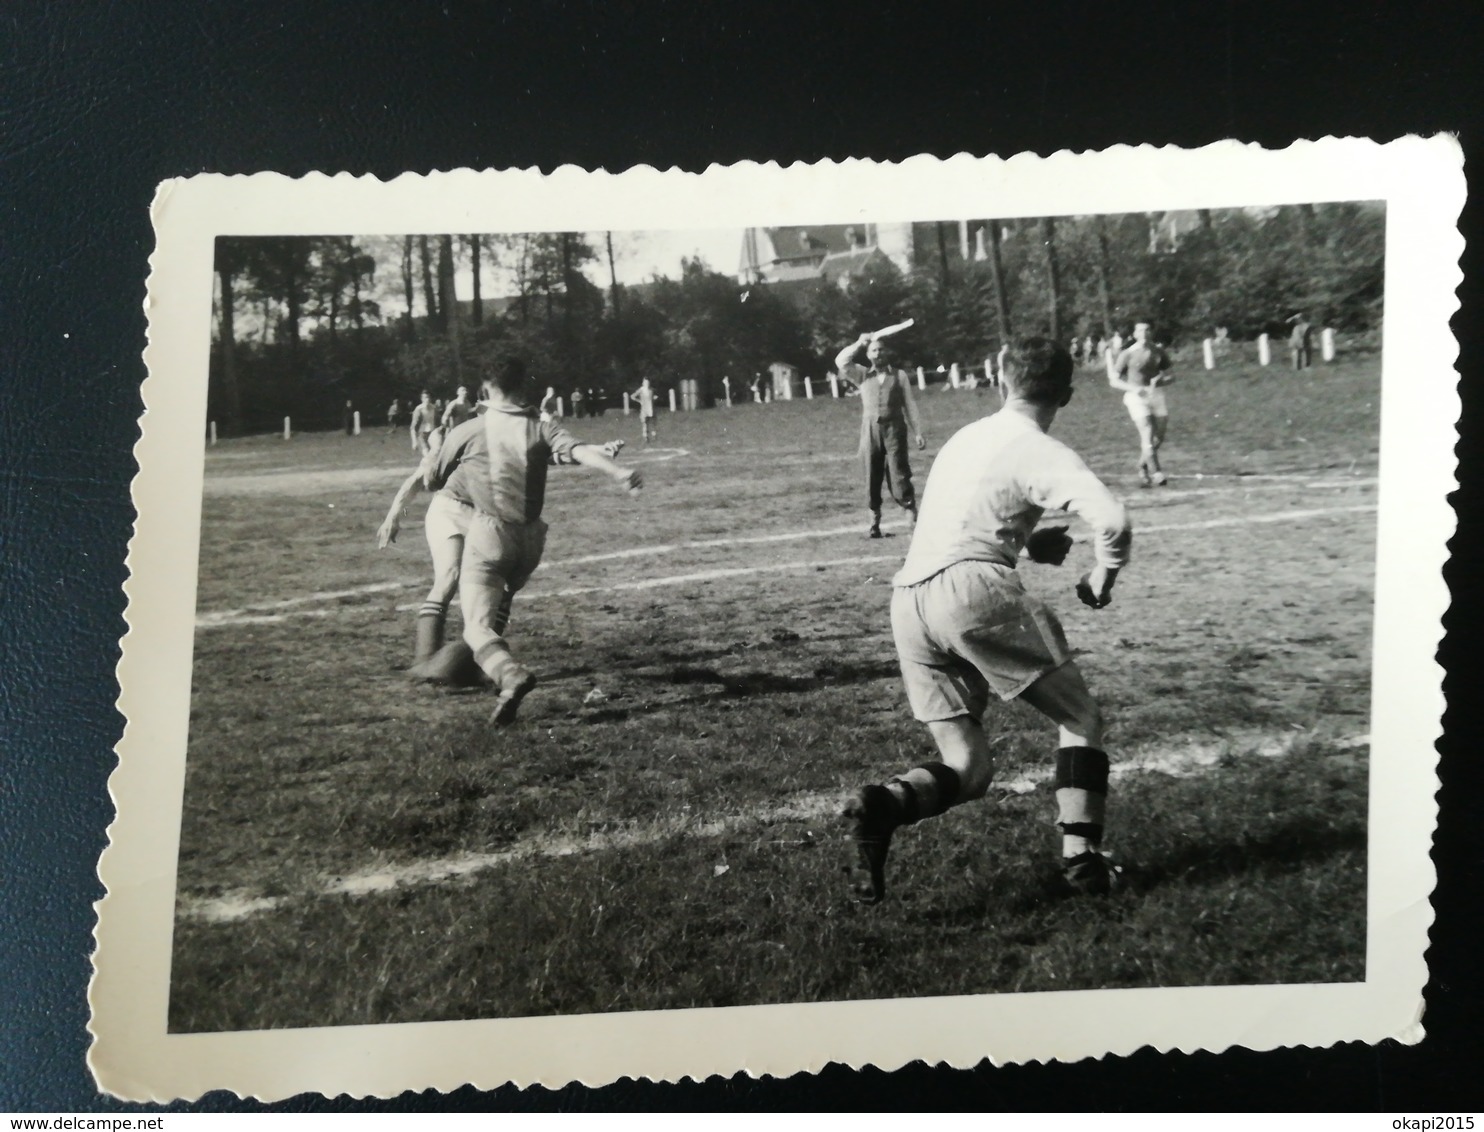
[92, 137, 1461, 1101]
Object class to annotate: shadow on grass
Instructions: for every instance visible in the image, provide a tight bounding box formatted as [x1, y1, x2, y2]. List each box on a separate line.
[1127, 817, 1365, 892]
[583, 661, 902, 723]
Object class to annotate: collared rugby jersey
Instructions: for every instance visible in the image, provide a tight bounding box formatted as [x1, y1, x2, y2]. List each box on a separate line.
[427, 406, 578, 525]
[896, 409, 1131, 587]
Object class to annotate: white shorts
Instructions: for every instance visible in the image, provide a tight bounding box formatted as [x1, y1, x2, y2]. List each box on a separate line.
[1123, 386, 1168, 421]
[424, 493, 473, 583]
[891, 560, 1072, 722]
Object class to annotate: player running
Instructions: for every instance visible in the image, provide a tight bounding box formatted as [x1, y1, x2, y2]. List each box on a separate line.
[441, 384, 478, 430]
[631, 378, 659, 443]
[845, 336, 1133, 903]
[409, 391, 438, 454]
[379, 414, 626, 680]
[1109, 321, 1175, 487]
[835, 321, 926, 538]
[422, 360, 641, 723]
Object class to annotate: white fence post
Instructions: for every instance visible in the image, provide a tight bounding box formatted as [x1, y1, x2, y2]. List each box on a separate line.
[804, 376, 814, 399]
[623, 392, 631, 415]
[998, 344, 1009, 378]
[1258, 333, 1271, 366]
[1202, 339, 1215, 370]
[916, 366, 926, 391]
[353, 410, 361, 435]
[722, 377, 732, 407]
[208, 420, 217, 445]
[1321, 327, 1336, 362]
[829, 373, 839, 398]
[555, 396, 564, 417]
[949, 362, 961, 389]
[283, 416, 291, 440]
[669, 388, 677, 412]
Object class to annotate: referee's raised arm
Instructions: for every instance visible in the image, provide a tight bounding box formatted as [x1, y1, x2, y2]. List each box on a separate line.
[835, 331, 872, 375]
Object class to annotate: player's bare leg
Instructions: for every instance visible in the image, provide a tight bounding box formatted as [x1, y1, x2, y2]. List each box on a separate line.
[1018, 662, 1116, 894]
[846, 715, 994, 904]
[1133, 414, 1164, 487]
[1149, 413, 1170, 485]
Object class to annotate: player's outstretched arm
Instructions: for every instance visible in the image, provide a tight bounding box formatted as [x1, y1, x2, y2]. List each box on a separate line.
[571, 444, 643, 492]
[377, 469, 425, 548]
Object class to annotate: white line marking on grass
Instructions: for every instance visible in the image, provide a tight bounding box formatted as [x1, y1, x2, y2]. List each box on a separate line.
[178, 727, 1364, 924]
[621, 447, 689, 464]
[195, 502, 1376, 630]
[195, 580, 419, 628]
[1136, 504, 1375, 536]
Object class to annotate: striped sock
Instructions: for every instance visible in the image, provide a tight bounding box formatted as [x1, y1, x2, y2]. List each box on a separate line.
[1054, 746, 1109, 858]
[885, 763, 963, 824]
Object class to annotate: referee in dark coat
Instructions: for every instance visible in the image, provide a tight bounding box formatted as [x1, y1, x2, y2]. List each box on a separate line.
[836, 328, 926, 538]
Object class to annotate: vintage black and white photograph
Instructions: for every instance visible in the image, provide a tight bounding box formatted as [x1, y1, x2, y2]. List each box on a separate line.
[92, 142, 1456, 1099]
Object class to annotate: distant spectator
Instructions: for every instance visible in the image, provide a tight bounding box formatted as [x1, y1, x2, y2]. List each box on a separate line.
[1288, 312, 1314, 370]
[570, 387, 586, 418]
[539, 385, 558, 421]
[343, 400, 355, 436]
[387, 398, 402, 435]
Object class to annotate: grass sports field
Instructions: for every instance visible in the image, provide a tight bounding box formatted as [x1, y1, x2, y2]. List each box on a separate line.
[170, 351, 1379, 1033]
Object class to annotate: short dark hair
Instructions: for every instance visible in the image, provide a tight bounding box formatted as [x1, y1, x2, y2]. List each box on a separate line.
[1001, 336, 1073, 405]
[486, 357, 531, 397]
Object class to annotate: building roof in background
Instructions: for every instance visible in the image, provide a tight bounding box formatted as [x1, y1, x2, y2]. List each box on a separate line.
[764, 224, 866, 263]
[818, 246, 888, 286]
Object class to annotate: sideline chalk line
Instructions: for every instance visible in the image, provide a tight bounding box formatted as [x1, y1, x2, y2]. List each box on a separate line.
[196, 500, 1378, 630]
[178, 725, 1367, 925]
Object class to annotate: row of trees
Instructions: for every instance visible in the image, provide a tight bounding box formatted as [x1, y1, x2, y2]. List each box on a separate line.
[209, 203, 1383, 435]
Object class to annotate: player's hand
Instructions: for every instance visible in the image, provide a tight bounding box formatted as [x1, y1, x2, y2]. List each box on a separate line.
[1076, 566, 1116, 609]
[376, 517, 399, 549]
[1025, 525, 1073, 566]
[914, 433, 926, 450]
[616, 467, 643, 493]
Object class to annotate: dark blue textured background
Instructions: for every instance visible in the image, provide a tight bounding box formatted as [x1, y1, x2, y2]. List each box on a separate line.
[2, 0, 1480, 1112]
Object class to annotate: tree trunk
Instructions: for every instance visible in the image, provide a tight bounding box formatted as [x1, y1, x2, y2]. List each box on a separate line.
[935, 221, 952, 288]
[216, 262, 242, 433]
[284, 259, 302, 351]
[1093, 214, 1115, 336]
[419, 235, 438, 330]
[986, 220, 1012, 342]
[470, 235, 483, 325]
[560, 233, 574, 349]
[606, 231, 620, 314]
[401, 236, 416, 342]
[1040, 216, 1062, 342]
[439, 235, 461, 379]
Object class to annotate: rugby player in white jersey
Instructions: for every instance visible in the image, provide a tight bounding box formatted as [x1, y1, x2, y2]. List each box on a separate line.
[1109, 321, 1176, 486]
[845, 336, 1134, 901]
[632, 378, 658, 443]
